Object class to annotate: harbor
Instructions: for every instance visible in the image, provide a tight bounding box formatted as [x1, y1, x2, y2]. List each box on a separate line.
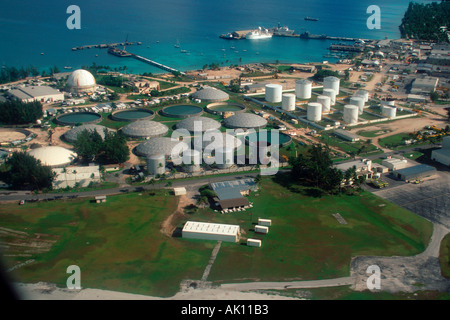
[71, 41, 142, 51]
[220, 27, 372, 43]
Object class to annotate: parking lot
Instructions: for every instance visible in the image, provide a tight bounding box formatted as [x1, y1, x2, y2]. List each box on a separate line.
[372, 171, 450, 227]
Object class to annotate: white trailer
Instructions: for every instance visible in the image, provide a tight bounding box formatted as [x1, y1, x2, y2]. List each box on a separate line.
[247, 239, 262, 247]
[258, 218, 272, 226]
[255, 225, 269, 234]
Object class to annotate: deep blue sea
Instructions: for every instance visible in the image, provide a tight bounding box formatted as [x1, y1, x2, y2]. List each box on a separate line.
[0, 0, 430, 74]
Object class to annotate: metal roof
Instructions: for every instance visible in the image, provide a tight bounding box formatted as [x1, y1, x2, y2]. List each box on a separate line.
[192, 87, 229, 102]
[394, 164, 436, 177]
[135, 137, 189, 157]
[64, 124, 115, 143]
[182, 221, 240, 236]
[175, 116, 221, 133]
[223, 113, 268, 129]
[122, 120, 169, 138]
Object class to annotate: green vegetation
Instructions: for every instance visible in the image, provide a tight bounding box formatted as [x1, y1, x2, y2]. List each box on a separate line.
[0, 151, 54, 190]
[312, 69, 340, 82]
[0, 190, 211, 297]
[73, 129, 129, 164]
[400, 1, 450, 42]
[0, 100, 43, 125]
[0, 65, 40, 84]
[440, 233, 450, 279]
[0, 175, 434, 297]
[378, 133, 413, 149]
[205, 176, 432, 282]
[289, 144, 343, 194]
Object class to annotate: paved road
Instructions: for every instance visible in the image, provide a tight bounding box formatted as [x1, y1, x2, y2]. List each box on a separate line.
[0, 171, 264, 202]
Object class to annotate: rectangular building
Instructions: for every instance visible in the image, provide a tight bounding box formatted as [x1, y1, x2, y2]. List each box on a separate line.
[393, 164, 437, 181]
[431, 136, 450, 166]
[7, 85, 64, 103]
[182, 221, 240, 242]
[333, 129, 361, 142]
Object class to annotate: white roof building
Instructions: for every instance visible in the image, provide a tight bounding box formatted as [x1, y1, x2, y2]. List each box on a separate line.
[182, 221, 240, 242]
[7, 86, 64, 103]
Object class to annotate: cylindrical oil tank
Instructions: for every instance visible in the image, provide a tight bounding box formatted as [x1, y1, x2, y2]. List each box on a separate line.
[182, 149, 201, 172]
[317, 95, 331, 113]
[322, 88, 336, 105]
[146, 154, 166, 176]
[323, 76, 340, 95]
[381, 105, 397, 118]
[343, 105, 359, 124]
[356, 89, 369, 103]
[295, 79, 312, 99]
[307, 102, 322, 122]
[281, 93, 296, 111]
[215, 147, 234, 169]
[350, 96, 365, 115]
[265, 84, 282, 103]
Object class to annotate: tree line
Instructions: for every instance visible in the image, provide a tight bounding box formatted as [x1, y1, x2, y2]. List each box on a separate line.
[400, 1, 450, 42]
[73, 129, 129, 165]
[288, 144, 365, 195]
[0, 100, 43, 125]
[0, 152, 54, 190]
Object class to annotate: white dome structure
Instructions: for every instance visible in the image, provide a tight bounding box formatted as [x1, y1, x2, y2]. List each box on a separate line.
[28, 146, 77, 168]
[64, 124, 114, 143]
[224, 113, 268, 129]
[121, 120, 169, 139]
[195, 132, 243, 152]
[191, 87, 229, 102]
[175, 116, 221, 133]
[67, 69, 97, 93]
[135, 137, 189, 158]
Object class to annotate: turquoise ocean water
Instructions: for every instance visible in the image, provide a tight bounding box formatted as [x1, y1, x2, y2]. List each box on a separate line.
[0, 0, 429, 74]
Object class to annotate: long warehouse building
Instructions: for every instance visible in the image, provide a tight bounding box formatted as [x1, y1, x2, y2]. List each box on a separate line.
[182, 221, 241, 242]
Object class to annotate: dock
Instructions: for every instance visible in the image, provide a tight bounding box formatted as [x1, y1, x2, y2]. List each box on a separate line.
[131, 54, 186, 75]
[71, 41, 142, 51]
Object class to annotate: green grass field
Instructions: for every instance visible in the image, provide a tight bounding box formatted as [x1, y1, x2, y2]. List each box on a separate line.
[439, 233, 450, 279]
[1, 190, 212, 297]
[203, 176, 432, 283]
[0, 176, 433, 297]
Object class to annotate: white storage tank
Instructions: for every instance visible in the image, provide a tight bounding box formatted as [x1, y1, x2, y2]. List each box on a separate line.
[322, 88, 336, 105]
[323, 76, 340, 95]
[350, 96, 365, 115]
[215, 147, 234, 169]
[247, 239, 262, 247]
[295, 79, 312, 99]
[307, 102, 322, 122]
[356, 89, 369, 103]
[146, 154, 166, 176]
[281, 93, 296, 111]
[265, 84, 282, 103]
[381, 105, 397, 118]
[255, 225, 269, 234]
[182, 149, 202, 172]
[258, 218, 272, 226]
[343, 105, 359, 124]
[317, 95, 331, 113]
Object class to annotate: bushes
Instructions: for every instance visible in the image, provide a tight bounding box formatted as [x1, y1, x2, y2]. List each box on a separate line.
[0, 100, 43, 125]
